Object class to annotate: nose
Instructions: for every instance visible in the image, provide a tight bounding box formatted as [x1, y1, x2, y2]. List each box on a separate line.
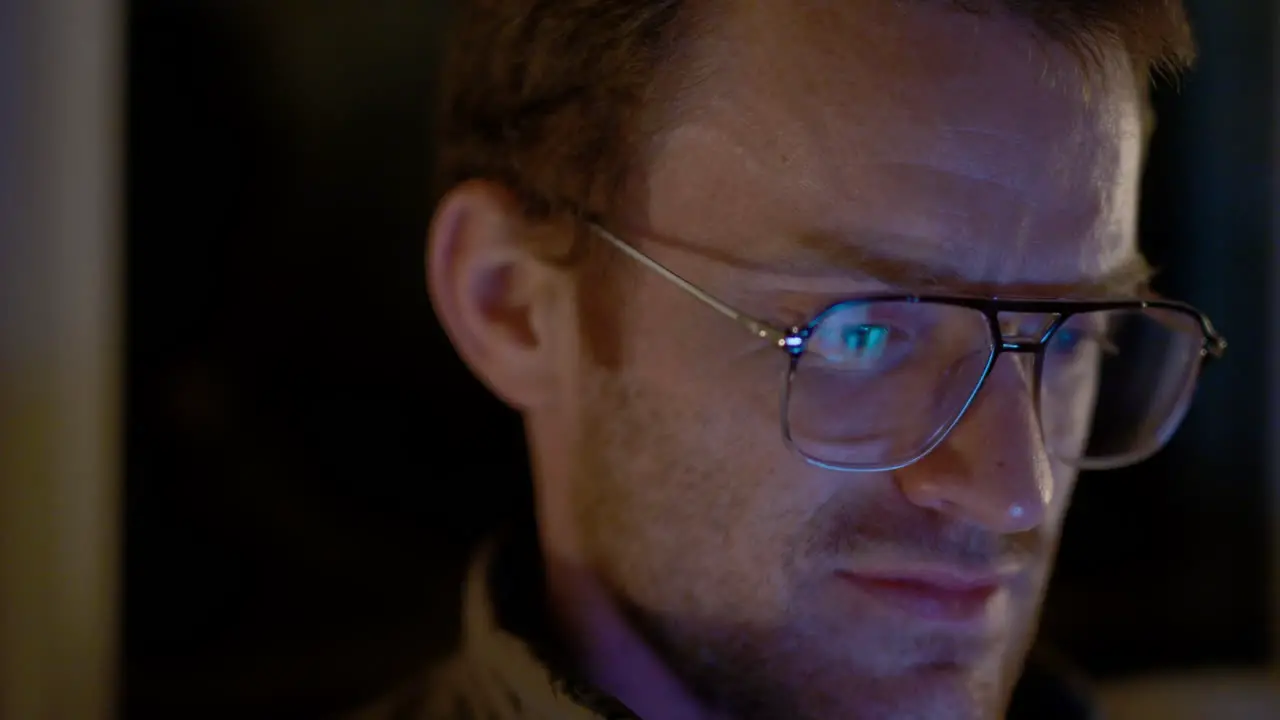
[895, 353, 1053, 534]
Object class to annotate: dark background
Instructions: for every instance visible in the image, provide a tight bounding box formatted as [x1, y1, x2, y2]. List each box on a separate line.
[123, 2, 1277, 718]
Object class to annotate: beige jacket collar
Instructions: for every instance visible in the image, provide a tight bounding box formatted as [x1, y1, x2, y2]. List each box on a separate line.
[435, 540, 623, 719]
[352, 539, 638, 720]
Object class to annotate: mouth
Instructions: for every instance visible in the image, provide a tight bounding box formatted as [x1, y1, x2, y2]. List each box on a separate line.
[835, 565, 1016, 625]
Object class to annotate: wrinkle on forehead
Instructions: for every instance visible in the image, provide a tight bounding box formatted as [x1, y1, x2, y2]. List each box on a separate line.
[634, 0, 1146, 292]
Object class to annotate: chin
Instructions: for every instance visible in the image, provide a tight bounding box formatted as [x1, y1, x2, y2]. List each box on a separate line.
[760, 623, 1011, 720]
[823, 666, 1003, 720]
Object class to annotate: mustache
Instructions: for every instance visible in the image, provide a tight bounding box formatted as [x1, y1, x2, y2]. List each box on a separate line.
[803, 505, 1043, 567]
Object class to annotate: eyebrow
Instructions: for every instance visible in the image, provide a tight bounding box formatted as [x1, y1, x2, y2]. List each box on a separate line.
[788, 234, 1157, 298]
[638, 227, 1156, 298]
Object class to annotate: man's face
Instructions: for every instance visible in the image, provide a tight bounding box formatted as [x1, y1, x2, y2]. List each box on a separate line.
[554, 3, 1144, 719]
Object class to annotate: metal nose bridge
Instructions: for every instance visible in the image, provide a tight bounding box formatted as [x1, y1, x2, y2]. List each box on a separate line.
[1001, 338, 1047, 352]
[998, 311, 1062, 354]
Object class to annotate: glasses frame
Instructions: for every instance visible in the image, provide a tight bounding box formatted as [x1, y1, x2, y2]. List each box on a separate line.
[590, 224, 1229, 472]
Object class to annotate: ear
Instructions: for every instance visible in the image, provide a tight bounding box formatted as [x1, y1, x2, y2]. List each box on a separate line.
[427, 181, 569, 410]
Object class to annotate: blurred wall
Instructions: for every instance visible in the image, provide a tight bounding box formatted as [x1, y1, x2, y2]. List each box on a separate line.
[0, 1, 123, 719]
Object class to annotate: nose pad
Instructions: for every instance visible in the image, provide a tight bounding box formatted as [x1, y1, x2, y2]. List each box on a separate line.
[895, 352, 1053, 534]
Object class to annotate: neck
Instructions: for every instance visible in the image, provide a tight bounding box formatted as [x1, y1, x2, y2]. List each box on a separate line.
[538, 526, 709, 720]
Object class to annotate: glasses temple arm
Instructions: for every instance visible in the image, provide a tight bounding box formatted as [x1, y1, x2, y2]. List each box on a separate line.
[590, 224, 792, 347]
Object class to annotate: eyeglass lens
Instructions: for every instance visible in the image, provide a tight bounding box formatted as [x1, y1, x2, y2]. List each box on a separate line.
[1039, 307, 1205, 469]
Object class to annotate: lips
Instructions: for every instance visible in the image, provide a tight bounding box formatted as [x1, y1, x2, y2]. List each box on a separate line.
[836, 567, 1008, 624]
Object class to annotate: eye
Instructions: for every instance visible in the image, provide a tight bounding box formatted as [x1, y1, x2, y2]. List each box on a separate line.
[811, 321, 906, 369]
[1051, 326, 1118, 357]
[1051, 328, 1083, 353]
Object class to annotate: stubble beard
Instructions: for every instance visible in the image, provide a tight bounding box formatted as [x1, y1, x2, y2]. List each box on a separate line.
[567, 371, 1013, 720]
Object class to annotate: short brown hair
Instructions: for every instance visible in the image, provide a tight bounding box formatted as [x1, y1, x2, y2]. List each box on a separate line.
[436, 0, 1194, 227]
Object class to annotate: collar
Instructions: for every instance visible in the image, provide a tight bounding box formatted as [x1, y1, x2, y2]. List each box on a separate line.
[453, 528, 640, 719]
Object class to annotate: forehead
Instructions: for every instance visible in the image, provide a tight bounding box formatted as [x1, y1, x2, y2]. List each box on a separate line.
[636, 0, 1147, 295]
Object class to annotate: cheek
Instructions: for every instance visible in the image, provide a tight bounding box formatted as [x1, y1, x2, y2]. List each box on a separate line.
[1028, 461, 1077, 572]
[577, 288, 822, 619]
[1047, 464, 1078, 528]
[620, 274, 789, 456]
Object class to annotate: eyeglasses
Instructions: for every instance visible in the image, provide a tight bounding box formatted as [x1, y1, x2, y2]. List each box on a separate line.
[590, 223, 1227, 473]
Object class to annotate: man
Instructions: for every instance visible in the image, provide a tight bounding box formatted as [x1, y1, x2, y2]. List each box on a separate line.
[367, 0, 1227, 717]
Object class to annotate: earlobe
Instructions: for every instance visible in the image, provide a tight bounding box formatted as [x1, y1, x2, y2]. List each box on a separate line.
[426, 181, 564, 410]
